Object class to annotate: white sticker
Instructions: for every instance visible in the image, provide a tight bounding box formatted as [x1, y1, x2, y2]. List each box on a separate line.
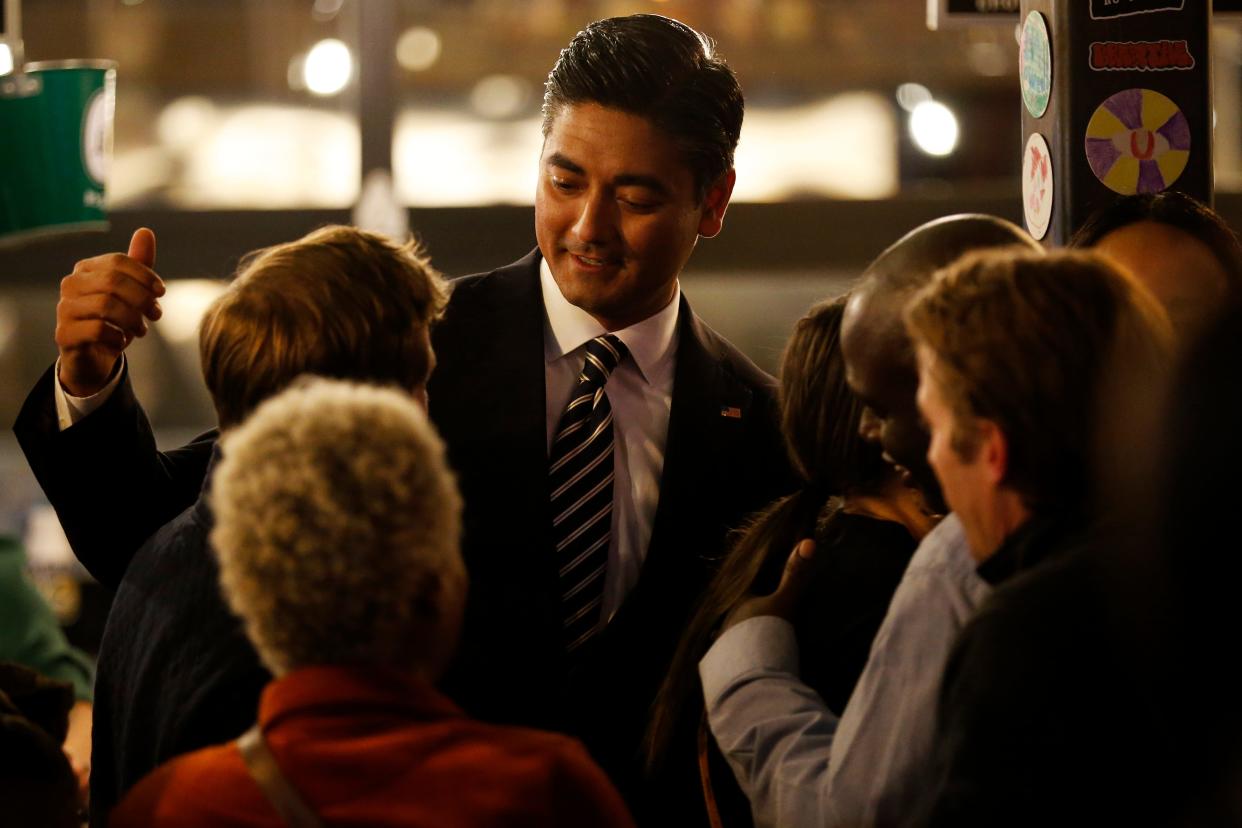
[1022, 132, 1053, 241]
[81, 88, 110, 186]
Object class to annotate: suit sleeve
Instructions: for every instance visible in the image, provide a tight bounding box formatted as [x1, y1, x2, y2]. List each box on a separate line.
[13, 363, 215, 589]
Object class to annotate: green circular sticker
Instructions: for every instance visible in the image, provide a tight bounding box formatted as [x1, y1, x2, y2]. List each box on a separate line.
[1020, 11, 1052, 119]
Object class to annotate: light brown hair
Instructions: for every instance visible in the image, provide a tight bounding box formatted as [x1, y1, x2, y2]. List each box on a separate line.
[199, 225, 448, 429]
[905, 247, 1173, 514]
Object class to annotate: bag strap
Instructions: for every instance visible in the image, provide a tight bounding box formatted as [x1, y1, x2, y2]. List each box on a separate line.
[698, 711, 726, 828]
[237, 725, 325, 828]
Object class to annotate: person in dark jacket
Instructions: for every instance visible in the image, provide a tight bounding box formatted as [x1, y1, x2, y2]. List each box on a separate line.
[112, 379, 633, 828]
[16, 16, 790, 825]
[903, 247, 1172, 825]
[16, 225, 447, 824]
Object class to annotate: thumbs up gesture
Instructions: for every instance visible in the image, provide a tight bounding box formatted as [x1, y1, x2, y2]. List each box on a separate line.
[54, 228, 165, 397]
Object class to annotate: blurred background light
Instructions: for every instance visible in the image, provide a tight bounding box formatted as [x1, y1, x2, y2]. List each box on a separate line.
[895, 83, 933, 113]
[158, 280, 228, 344]
[0, 44, 13, 76]
[156, 96, 216, 151]
[0, 299, 17, 357]
[303, 38, 352, 96]
[311, 0, 345, 23]
[734, 94, 898, 200]
[968, 41, 1009, 77]
[909, 100, 959, 157]
[470, 74, 532, 120]
[396, 26, 441, 72]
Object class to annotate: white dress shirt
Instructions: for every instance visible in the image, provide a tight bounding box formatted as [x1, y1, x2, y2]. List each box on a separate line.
[54, 357, 123, 430]
[540, 257, 679, 622]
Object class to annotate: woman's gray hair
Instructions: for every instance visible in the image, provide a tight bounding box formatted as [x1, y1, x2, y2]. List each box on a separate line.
[210, 378, 464, 675]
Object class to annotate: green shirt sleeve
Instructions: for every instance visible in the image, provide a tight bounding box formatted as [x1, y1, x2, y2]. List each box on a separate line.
[0, 535, 94, 702]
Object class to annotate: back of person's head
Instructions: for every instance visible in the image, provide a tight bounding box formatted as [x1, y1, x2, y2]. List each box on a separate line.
[1070, 191, 1242, 279]
[0, 664, 78, 828]
[210, 378, 464, 678]
[200, 225, 449, 429]
[780, 297, 890, 494]
[904, 247, 1173, 517]
[541, 14, 742, 201]
[1070, 192, 1242, 334]
[644, 294, 888, 769]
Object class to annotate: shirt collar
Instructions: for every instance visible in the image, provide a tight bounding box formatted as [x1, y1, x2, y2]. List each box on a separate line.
[975, 512, 1083, 587]
[259, 664, 462, 731]
[540, 255, 680, 385]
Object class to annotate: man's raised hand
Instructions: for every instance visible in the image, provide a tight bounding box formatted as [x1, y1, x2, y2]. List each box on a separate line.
[55, 228, 164, 397]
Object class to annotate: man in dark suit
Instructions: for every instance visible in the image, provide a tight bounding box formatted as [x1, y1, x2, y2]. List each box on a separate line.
[15, 14, 788, 824]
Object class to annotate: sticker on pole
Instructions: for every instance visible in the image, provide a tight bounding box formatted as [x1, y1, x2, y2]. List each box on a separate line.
[1084, 88, 1189, 195]
[1022, 132, 1053, 240]
[1020, 11, 1052, 118]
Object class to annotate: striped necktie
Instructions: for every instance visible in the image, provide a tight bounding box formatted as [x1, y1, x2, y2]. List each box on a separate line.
[550, 334, 629, 655]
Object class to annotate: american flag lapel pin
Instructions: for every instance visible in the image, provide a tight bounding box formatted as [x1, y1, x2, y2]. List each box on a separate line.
[720, 405, 742, 419]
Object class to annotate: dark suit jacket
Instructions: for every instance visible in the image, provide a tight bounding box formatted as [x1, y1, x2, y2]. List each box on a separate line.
[428, 250, 790, 822]
[14, 248, 789, 826]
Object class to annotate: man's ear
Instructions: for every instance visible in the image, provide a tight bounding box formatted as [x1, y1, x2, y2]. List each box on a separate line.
[697, 169, 736, 239]
[979, 420, 1009, 485]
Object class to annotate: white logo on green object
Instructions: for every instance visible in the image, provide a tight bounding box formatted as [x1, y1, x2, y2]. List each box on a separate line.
[82, 88, 109, 186]
[1020, 11, 1052, 119]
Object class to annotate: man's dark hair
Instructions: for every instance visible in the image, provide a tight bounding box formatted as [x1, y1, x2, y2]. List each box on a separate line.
[541, 14, 743, 201]
[1070, 191, 1242, 292]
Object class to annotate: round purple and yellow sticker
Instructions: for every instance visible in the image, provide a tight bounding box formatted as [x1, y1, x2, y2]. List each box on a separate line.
[1085, 88, 1190, 195]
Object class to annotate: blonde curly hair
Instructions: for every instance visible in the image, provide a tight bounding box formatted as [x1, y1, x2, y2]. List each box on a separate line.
[210, 378, 464, 676]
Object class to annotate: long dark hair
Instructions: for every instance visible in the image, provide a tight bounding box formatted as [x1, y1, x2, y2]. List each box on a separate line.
[644, 295, 890, 769]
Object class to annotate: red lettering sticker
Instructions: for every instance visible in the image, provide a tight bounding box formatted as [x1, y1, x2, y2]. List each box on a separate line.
[1089, 40, 1195, 71]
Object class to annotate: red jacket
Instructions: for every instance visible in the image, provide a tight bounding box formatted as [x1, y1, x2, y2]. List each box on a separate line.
[110, 664, 635, 827]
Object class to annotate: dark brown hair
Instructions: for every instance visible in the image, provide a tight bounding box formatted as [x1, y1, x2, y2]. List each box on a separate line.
[541, 14, 743, 201]
[644, 296, 889, 769]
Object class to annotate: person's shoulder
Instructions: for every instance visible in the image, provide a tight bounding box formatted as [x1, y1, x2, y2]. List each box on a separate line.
[120, 501, 211, 586]
[681, 307, 776, 394]
[110, 742, 254, 827]
[464, 723, 634, 825]
[445, 250, 541, 303]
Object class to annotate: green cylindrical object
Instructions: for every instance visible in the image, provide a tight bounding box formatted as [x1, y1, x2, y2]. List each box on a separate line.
[0, 59, 116, 245]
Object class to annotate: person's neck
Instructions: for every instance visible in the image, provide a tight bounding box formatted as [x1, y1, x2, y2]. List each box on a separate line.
[843, 478, 938, 540]
[970, 489, 1033, 563]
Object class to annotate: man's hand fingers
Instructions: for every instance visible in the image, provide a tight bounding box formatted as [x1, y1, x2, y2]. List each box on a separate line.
[127, 227, 157, 269]
[719, 539, 818, 632]
[70, 275, 163, 321]
[58, 294, 150, 340]
[63, 259, 164, 320]
[772, 539, 816, 605]
[57, 318, 128, 355]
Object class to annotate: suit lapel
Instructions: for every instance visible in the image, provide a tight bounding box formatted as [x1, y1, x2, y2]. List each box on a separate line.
[624, 298, 754, 611]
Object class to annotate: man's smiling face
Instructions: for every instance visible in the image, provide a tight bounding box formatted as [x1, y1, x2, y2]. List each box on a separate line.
[535, 102, 733, 331]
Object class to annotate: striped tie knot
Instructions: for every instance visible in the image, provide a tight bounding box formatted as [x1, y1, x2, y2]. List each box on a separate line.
[578, 334, 628, 388]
